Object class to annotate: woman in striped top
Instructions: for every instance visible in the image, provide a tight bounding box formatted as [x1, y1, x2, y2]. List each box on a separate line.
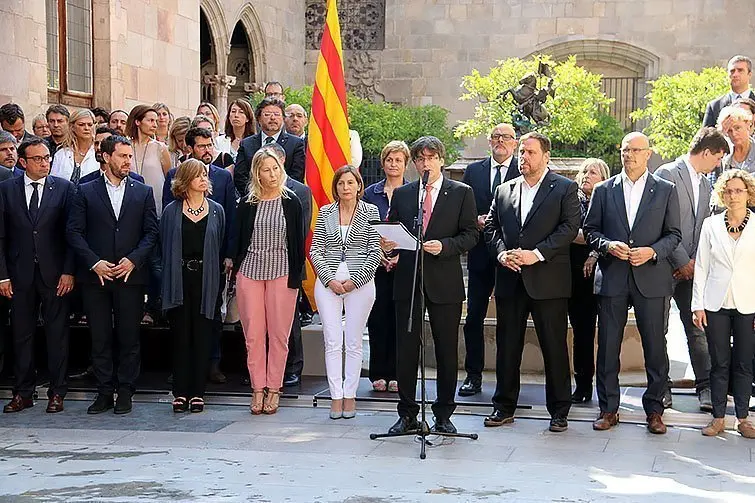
[311, 166, 382, 419]
[232, 149, 305, 415]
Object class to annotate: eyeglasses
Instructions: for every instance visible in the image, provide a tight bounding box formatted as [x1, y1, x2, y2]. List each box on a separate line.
[413, 154, 439, 163]
[723, 188, 748, 196]
[620, 147, 648, 155]
[261, 112, 283, 119]
[25, 154, 51, 163]
[194, 143, 214, 151]
[491, 133, 515, 142]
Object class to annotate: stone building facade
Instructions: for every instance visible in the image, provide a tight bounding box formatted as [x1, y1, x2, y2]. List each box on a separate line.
[1, 0, 753, 153]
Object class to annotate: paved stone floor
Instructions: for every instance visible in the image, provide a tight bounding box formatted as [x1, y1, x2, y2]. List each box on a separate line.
[1, 399, 754, 502]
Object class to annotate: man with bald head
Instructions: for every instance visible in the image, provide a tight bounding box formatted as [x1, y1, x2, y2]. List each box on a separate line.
[284, 104, 308, 139]
[459, 123, 519, 396]
[584, 132, 682, 434]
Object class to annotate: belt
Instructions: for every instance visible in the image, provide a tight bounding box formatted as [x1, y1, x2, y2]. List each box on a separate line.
[181, 259, 203, 271]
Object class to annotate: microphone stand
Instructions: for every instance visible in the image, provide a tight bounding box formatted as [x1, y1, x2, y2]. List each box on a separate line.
[370, 172, 478, 459]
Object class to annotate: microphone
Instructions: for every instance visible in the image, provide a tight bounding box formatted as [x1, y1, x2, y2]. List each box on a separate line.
[421, 170, 429, 187]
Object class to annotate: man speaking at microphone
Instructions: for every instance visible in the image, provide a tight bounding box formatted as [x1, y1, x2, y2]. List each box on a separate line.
[381, 136, 478, 434]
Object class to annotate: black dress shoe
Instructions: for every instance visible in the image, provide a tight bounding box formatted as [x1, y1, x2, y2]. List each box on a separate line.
[431, 418, 457, 434]
[549, 417, 568, 432]
[458, 378, 482, 397]
[571, 388, 593, 403]
[283, 374, 301, 387]
[662, 388, 673, 409]
[114, 393, 133, 415]
[388, 416, 420, 434]
[87, 394, 114, 414]
[484, 409, 514, 427]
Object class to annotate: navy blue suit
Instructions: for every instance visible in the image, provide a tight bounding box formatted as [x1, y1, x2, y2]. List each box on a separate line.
[162, 163, 237, 258]
[233, 131, 305, 195]
[460, 156, 519, 383]
[67, 176, 159, 396]
[0, 175, 76, 399]
[79, 169, 144, 186]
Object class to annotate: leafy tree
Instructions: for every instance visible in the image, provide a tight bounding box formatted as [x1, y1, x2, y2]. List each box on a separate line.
[552, 112, 625, 172]
[456, 55, 612, 144]
[630, 67, 729, 159]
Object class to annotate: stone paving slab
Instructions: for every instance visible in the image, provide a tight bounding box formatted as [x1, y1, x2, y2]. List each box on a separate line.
[1, 402, 754, 502]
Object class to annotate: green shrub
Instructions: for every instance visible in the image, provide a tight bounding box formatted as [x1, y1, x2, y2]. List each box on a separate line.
[552, 112, 625, 173]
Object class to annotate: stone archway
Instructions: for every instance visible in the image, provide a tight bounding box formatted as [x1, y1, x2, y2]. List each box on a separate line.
[199, 0, 232, 120]
[527, 39, 661, 129]
[236, 3, 268, 85]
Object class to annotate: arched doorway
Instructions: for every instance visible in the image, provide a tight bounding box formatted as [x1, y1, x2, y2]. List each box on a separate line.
[199, 9, 217, 103]
[227, 22, 255, 103]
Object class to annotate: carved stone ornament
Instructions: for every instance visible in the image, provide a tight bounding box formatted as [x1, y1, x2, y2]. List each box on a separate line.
[203, 74, 237, 89]
[345, 50, 384, 101]
[305, 0, 385, 51]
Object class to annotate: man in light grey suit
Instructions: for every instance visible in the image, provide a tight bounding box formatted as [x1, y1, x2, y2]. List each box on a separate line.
[584, 132, 682, 435]
[655, 127, 730, 412]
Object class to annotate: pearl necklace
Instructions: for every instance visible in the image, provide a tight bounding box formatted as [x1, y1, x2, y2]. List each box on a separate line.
[186, 198, 206, 216]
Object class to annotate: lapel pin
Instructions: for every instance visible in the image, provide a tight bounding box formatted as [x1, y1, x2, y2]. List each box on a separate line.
[444, 191, 448, 196]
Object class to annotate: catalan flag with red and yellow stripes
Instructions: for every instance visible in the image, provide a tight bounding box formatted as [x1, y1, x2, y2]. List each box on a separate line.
[303, 0, 351, 308]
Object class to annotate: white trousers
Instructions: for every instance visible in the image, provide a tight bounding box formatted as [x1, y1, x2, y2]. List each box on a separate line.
[315, 275, 376, 400]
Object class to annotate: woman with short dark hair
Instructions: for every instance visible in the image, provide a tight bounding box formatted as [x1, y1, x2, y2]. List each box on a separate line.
[161, 159, 225, 413]
[311, 165, 381, 419]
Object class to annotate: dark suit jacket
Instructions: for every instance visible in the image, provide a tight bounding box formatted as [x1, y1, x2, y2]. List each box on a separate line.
[583, 172, 682, 298]
[79, 170, 144, 185]
[0, 175, 76, 290]
[233, 131, 305, 194]
[387, 176, 478, 304]
[66, 176, 159, 286]
[484, 170, 581, 299]
[0, 167, 13, 182]
[162, 163, 237, 258]
[703, 90, 755, 127]
[654, 158, 711, 271]
[462, 156, 519, 271]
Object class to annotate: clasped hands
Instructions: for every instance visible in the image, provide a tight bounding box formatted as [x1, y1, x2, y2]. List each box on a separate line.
[327, 279, 356, 295]
[607, 241, 655, 267]
[93, 257, 136, 285]
[498, 248, 539, 272]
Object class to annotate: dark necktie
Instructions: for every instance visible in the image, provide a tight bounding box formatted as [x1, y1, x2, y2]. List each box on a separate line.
[71, 161, 81, 185]
[29, 182, 40, 222]
[264, 136, 274, 145]
[492, 165, 502, 193]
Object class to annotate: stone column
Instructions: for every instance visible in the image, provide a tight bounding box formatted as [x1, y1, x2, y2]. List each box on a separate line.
[203, 74, 237, 127]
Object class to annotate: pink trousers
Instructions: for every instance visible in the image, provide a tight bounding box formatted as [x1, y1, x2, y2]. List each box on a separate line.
[236, 274, 299, 390]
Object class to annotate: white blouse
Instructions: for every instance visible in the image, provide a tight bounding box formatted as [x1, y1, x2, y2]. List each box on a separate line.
[51, 146, 99, 182]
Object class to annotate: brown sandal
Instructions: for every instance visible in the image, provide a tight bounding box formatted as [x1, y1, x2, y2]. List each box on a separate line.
[263, 390, 280, 415]
[250, 389, 265, 415]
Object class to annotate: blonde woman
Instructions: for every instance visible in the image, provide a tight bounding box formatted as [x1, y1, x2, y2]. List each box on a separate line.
[693, 169, 755, 438]
[311, 166, 381, 419]
[153, 102, 173, 144]
[232, 149, 305, 415]
[51, 109, 98, 184]
[168, 116, 192, 168]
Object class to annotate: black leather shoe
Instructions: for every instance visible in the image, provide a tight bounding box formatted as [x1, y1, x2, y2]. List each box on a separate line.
[114, 393, 133, 415]
[484, 409, 514, 427]
[388, 416, 420, 434]
[571, 388, 593, 403]
[549, 417, 568, 432]
[458, 378, 482, 397]
[431, 418, 457, 434]
[283, 374, 301, 387]
[662, 388, 673, 409]
[87, 394, 114, 414]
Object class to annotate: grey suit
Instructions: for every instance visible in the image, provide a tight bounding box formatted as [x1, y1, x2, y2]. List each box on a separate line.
[703, 90, 755, 128]
[584, 172, 682, 415]
[655, 158, 712, 393]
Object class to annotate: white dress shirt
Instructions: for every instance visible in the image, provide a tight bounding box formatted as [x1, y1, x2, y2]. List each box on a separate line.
[51, 146, 99, 182]
[104, 172, 127, 219]
[24, 174, 45, 208]
[262, 130, 282, 145]
[520, 168, 548, 226]
[418, 174, 443, 210]
[682, 155, 703, 215]
[490, 156, 512, 193]
[621, 169, 649, 229]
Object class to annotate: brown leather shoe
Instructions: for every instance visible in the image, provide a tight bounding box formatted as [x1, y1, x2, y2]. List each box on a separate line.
[46, 394, 64, 413]
[737, 418, 755, 439]
[701, 418, 725, 437]
[3, 395, 33, 413]
[647, 412, 667, 434]
[592, 411, 619, 431]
